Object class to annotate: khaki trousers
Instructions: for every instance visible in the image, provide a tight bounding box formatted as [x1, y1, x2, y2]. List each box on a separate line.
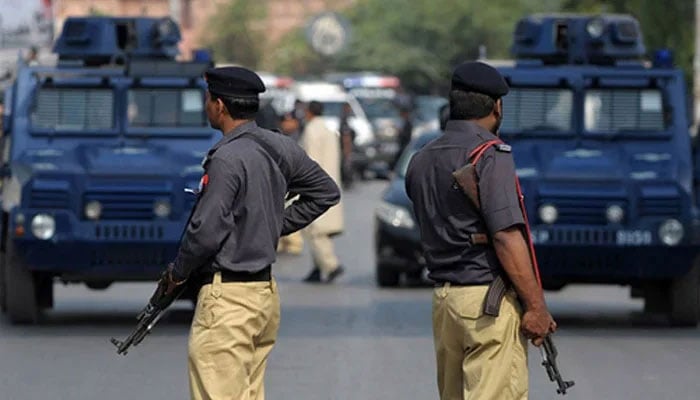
[188, 273, 281, 400]
[278, 231, 304, 254]
[432, 284, 528, 400]
[302, 231, 339, 274]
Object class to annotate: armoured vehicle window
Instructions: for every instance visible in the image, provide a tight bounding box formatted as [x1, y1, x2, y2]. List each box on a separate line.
[500, 88, 573, 133]
[584, 89, 665, 133]
[127, 88, 206, 127]
[31, 88, 114, 130]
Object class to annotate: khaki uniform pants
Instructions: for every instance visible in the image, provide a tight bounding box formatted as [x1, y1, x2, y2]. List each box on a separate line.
[278, 231, 304, 253]
[302, 231, 339, 274]
[188, 273, 281, 400]
[433, 284, 528, 400]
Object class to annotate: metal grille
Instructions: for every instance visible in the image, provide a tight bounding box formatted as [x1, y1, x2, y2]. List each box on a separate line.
[94, 224, 165, 240]
[91, 248, 166, 267]
[30, 189, 70, 209]
[501, 88, 573, 132]
[584, 89, 665, 133]
[638, 197, 681, 217]
[538, 197, 627, 225]
[84, 190, 171, 220]
[547, 228, 617, 245]
[32, 88, 114, 130]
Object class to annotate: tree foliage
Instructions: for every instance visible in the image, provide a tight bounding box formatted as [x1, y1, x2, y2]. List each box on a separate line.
[273, 0, 561, 92]
[202, 0, 267, 68]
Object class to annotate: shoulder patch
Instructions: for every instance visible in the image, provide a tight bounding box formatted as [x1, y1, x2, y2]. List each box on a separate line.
[495, 144, 511, 153]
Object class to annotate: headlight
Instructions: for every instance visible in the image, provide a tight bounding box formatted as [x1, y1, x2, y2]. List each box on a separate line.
[606, 205, 624, 224]
[538, 204, 558, 224]
[587, 18, 606, 39]
[31, 214, 55, 240]
[85, 200, 102, 220]
[659, 219, 683, 246]
[375, 201, 415, 229]
[153, 199, 172, 218]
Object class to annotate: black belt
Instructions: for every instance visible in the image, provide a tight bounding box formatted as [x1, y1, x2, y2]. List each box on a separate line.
[199, 265, 272, 284]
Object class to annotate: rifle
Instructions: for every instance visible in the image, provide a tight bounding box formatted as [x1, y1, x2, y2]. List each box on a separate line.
[110, 270, 189, 355]
[541, 335, 575, 395]
[453, 140, 575, 395]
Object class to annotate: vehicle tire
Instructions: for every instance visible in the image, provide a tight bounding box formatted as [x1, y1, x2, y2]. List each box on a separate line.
[376, 263, 400, 287]
[36, 275, 54, 309]
[643, 284, 670, 314]
[669, 260, 700, 327]
[0, 251, 6, 312]
[5, 241, 39, 324]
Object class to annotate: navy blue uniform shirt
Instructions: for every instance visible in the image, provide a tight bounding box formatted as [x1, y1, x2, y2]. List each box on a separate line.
[405, 120, 524, 284]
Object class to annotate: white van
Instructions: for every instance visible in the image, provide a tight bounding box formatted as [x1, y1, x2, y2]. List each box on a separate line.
[291, 81, 375, 148]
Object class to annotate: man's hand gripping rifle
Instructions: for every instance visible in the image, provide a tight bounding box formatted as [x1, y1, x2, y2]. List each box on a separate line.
[540, 335, 575, 395]
[110, 265, 188, 355]
[452, 140, 575, 395]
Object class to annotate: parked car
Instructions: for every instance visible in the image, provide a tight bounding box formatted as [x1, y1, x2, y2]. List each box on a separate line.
[374, 130, 441, 286]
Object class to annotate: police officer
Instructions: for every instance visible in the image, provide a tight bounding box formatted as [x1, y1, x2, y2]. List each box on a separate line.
[160, 66, 340, 400]
[405, 61, 557, 400]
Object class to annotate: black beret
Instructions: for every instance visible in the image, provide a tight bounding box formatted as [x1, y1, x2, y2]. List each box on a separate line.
[451, 61, 509, 98]
[204, 66, 266, 98]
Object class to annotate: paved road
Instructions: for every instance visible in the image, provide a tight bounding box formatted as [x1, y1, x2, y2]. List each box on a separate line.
[1, 181, 699, 400]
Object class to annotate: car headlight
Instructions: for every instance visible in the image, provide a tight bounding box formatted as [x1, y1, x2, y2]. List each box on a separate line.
[376, 201, 415, 229]
[31, 214, 55, 240]
[85, 200, 102, 220]
[606, 205, 624, 224]
[538, 204, 558, 224]
[587, 17, 606, 39]
[153, 199, 172, 218]
[659, 219, 683, 246]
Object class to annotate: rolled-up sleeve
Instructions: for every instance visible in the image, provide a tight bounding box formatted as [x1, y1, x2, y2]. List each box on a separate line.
[477, 149, 524, 235]
[172, 157, 240, 281]
[281, 147, 340, 235]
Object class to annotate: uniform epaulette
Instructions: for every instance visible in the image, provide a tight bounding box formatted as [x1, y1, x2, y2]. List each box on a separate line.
[495, 144, 512, 153]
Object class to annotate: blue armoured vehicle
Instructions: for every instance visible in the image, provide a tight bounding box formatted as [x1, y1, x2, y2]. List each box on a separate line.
[0, 17, 216, 323]
[375, 13, 700, 325]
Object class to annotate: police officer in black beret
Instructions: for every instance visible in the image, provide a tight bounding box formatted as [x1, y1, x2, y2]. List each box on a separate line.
[405, 61, 557, 399]
[160, 66, 340, 399]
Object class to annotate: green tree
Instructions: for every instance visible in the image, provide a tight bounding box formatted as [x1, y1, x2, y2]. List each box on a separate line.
[273, 0, 561, 92]
[203, 0, 267, 68]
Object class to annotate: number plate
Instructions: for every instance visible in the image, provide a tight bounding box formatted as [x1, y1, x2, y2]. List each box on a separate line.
[616, 230, 652, 246]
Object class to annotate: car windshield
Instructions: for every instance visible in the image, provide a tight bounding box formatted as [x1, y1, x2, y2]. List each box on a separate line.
[414, 96, 447, 122]
[584, 88, 666, 135]
[127, 88, 207, 127]
[358, 97, 400, 120]
[396, 146, 418, 179]
[500, 87, 573, 134]
[321, 101, 354, 118]
[31, 88, 114, 131]
[395, 134, 440, 178]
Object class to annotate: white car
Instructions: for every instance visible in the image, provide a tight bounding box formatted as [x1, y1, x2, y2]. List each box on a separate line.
[291, 81, 375, 148]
